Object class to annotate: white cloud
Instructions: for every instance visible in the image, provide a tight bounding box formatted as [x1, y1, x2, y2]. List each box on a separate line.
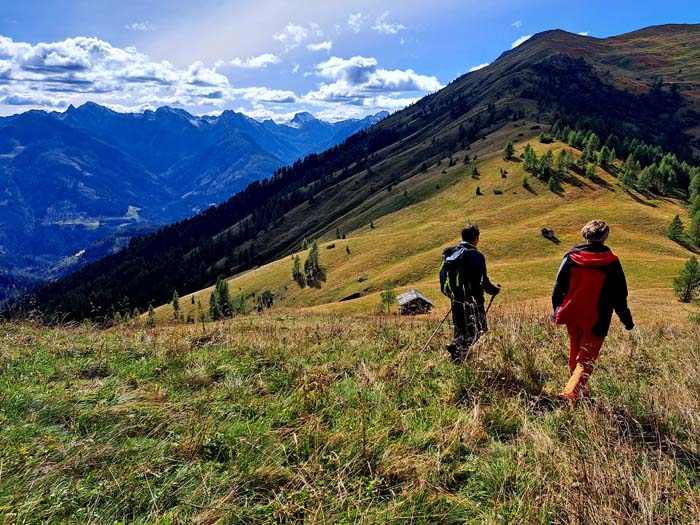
[348, 13, 366, 33]
[307, 41, 333, 52]
[372, 12, 406, 35]
[511, 34, 532, 48]
[315, 56, 440, 91]
[239, 103, 300, 123]
[0, 35, 232, 111]
[125, 21, 155, 32]
[316, 56, 377, 84]
[0, 86, 68, 108]
[468, 63, 489, 72]
[292, 64, 300, 74]
[511, 20, 522, 29]
[578, 31, 589, 36]
[231, 87, 297, 103]
[230, 53, 281, 69]
[309, 22, 324, 37]
[273, 23, 309, 49]
[304, 55, 441, 107]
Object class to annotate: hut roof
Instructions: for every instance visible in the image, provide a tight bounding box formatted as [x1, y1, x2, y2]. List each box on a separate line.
[397, 289, 433, 306]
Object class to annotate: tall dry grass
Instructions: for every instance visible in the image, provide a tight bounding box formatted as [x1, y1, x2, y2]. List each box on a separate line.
[1, 310, 698, 523]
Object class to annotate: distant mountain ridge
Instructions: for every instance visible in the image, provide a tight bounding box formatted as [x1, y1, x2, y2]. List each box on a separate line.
[18, 24, 700, 320]
[0, 103, 388, 294]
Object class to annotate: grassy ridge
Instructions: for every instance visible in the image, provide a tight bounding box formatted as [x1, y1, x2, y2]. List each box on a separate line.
[2, 312, 699, 523]
[159, 135, 695, 323]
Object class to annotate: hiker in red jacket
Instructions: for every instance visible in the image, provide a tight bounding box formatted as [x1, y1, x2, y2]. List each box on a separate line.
[552, 220, 634, 402]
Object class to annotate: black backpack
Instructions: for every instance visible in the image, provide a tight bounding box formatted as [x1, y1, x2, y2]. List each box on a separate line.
[439, 243, 476, 301]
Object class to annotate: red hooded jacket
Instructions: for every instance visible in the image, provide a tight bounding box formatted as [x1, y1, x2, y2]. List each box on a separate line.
[552, 243, 633, 336]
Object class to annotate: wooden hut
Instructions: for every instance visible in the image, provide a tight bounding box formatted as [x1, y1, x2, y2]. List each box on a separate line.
[397, 290, 434, 315]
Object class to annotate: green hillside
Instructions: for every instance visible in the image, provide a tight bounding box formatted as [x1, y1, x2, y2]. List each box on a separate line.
[3, 311, 700, 523]
[29, 24, 700, 322]
[155, 132, 696, 324]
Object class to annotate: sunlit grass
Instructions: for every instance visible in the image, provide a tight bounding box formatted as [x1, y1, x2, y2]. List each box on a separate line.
[2, 310, 699, 523]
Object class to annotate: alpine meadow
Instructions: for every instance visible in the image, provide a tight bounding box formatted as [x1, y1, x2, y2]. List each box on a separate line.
[3, 15, 700, 525]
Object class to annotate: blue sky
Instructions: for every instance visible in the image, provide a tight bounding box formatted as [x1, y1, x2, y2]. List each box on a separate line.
[1, 0, 698, 121]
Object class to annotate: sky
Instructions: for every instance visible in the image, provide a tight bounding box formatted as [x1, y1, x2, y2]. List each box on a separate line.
[0, 0, 699, 122]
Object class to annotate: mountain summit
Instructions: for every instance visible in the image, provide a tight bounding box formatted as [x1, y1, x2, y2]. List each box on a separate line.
[0, 104, 387, 296]
[289, 112, 319, 128]
[22, 24, 700, 320]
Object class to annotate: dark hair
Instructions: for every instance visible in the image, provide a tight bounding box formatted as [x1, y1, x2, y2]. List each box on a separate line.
[461, 224, 480, 243]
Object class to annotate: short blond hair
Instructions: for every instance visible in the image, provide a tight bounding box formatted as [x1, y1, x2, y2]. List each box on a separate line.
[581, 220, 609, 243]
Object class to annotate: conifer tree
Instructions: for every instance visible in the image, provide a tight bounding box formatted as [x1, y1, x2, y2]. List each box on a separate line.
[172, 290, 180, 320]
[502, 141, 514, 160]
[197, 300, 206, 329]
[132, 307, 141, 326]
[209, 292, 221, 321]
[640, 162, 663, 193]
[556, 149, 568, 177]
[585, 163, 597, 179]
[598, 146, 613, 167]
[691, 212, 700, 247]
[537, 150, 552, 179]
[668, 215, 684, 241]
[637, 165, 654, 194]
[292, 254, 305, 287]
[215, 278, 231, 317]
[304, 241, 325, 287]
[147, 304, 156, 328]
[380, 282, 396, 315]
[620, 168, 636, 192]
[674, 256, 700, 303]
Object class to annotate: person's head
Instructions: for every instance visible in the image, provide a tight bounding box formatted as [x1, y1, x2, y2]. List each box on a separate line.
[581, 219, 609, 244]
[462, 223, 480, 245]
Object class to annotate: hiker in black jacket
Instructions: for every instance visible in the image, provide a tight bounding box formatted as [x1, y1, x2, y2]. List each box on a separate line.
[447, 224, 500, 359]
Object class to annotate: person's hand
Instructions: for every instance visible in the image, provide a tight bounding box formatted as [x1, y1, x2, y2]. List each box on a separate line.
[493, 284, 501, 295]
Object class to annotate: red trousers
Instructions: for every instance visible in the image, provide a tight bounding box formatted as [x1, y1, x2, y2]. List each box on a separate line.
[560, 325, 605, 400]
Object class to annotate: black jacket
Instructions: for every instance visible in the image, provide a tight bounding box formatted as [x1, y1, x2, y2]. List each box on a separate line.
[552, 243, 633, 337]
[455, 242, 500, 305]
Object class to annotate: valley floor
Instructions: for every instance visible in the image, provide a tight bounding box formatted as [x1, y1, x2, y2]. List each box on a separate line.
[2, 311, 699, 524]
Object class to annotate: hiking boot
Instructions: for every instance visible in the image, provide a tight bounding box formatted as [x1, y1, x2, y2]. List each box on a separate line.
[446, 341, 460, 362]
[558, 392, 578, 409]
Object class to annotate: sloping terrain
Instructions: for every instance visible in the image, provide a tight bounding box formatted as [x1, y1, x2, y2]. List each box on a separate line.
[158, 134, 695, 322]
[3, 312, 699, 523]
[27, 24, 700, 321]
[0, 103, 385, 287]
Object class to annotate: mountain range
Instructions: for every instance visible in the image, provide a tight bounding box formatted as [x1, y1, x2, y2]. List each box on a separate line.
[16, 24, 700, 320]
[0, 104, 387, 299]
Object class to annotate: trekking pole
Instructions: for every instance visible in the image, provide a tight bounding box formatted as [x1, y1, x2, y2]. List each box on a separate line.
[420, 306, 452, 353]
[485, 293, 497, 315]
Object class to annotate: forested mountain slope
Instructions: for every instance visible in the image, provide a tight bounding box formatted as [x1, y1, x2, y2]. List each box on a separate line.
[24, 24, 700, 321]
[0, 103, 385, 292]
